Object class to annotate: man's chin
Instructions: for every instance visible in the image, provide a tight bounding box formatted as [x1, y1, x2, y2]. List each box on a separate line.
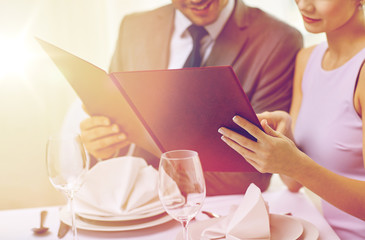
[187, 13, 218, 26]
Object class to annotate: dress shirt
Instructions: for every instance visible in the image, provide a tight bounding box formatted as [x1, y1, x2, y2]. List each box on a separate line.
[168, 0, 234, 69]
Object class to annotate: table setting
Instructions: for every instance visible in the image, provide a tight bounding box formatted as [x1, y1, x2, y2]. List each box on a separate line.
[0, 143, 340, 240]
[60, 155, 173, 232]
[176, 184, 320, 240]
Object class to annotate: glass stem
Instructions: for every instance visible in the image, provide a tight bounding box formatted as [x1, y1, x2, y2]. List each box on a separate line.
[181, 220, 189, 240]
[69, 191, 77, 240]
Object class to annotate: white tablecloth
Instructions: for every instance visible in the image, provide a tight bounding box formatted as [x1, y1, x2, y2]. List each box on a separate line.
[0, 189, 339, 240]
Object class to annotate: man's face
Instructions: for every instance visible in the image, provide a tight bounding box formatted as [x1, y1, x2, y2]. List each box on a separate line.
[172, 0, 229, 26]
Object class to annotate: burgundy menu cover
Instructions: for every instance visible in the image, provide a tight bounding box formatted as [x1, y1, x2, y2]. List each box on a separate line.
[110, 67, 261, 172]
[36, 37, 161, 158]
[37, 37, 261, 172]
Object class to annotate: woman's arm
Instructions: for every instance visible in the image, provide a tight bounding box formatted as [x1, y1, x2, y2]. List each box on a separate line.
[219, 112, 365, 220]
[354, 59, 365, 169]
[280, 46, 314, 192]
[218, 60, 365, 219]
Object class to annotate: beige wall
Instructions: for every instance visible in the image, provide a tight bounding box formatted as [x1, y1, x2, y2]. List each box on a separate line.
[0, 0, 169, 210]
[0, 0, 324, 210]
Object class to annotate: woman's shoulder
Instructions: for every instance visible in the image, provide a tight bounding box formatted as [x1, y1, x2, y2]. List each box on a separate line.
[294, 45, 318, 77]
[296, 45, 317, 65]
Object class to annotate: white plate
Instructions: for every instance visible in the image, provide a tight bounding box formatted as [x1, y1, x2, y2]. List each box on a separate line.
[270, 214, 303, 240]
[176, 214, 309, 240]
[297, 218, 320, 240]
[77, 206, 166, 222]
[60, 207, 173, 231]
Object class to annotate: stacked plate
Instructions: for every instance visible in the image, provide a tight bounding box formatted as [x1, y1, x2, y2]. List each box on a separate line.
[58, 157, 175, 231]
[59, 205, 172, 231]
[176, 213, 319, 240]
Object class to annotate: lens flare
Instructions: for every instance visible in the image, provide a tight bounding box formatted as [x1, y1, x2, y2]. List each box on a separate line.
[0, 35, 31, 79]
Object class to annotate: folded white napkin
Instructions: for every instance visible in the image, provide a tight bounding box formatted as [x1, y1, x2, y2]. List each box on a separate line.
[201, 183, 270, 239]
[74, 156, 163, 216]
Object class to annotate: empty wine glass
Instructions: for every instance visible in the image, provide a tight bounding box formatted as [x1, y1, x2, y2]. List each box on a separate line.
[45, 134, 89, 239]
[158, 150, 206, 240]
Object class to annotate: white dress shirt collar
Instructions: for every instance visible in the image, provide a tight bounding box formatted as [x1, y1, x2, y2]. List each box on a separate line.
[174, 0, 234, 40]
[168, 0, 234, 69]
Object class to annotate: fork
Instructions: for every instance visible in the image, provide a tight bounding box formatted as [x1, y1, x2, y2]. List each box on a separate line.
[201, 210, 221, 218]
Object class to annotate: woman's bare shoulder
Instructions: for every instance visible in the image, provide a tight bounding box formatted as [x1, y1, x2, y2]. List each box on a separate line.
[293, 45, 317, 81]
[296, 45, 317, 66]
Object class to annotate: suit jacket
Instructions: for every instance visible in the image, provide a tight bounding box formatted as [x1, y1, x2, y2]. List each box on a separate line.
[109, 0, 303, 195]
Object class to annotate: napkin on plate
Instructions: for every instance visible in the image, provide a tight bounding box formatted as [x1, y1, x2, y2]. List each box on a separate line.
[201, 183, 270, 239]
[74, 156, 163, 216]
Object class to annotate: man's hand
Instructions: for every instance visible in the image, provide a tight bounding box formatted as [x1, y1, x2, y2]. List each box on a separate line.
[80, 116, 130, 160]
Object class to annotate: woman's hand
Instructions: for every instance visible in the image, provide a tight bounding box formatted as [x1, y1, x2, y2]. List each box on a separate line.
[257, 111, 294, 140]
[80, 116, 130, 160]
[218, 115, 302, 176]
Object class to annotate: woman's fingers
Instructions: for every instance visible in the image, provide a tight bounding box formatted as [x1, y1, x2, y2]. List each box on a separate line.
[220, 135, 266, 173]
[219, 115, 299, 175]
[261, 119, 280, 137]
[218, 126, 257, 152]
[218, 115, 270, 153]
[257, 111, 271, 122]
[220, 134, 252, 156]
[232, 115, 266, 141]
[218, 115, 283, 174]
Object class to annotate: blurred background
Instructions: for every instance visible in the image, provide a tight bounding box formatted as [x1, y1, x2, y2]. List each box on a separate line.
[0, 0, 325, 210]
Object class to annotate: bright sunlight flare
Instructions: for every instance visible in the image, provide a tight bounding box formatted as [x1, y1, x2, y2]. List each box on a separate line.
[0, 35, 31, 79]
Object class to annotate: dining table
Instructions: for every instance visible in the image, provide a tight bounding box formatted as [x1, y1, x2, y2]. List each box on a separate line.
[0, 188, 339, 240]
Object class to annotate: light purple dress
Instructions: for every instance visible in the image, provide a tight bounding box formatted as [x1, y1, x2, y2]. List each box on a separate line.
[294, 42, 365, 239]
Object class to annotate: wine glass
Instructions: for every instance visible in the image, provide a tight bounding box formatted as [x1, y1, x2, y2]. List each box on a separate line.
[45, 134, 89, 240]
[158, 150, 206, 240]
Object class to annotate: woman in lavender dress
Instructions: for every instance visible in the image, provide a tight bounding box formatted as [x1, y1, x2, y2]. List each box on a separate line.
[218, 0, 365, 239]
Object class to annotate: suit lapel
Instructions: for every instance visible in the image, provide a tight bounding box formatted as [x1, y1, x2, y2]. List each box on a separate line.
[146, 5, 174, 69]
[204, 0, 250, 67]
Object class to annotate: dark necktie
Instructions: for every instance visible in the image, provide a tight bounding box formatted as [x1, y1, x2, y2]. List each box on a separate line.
[183, 25, 208, 68]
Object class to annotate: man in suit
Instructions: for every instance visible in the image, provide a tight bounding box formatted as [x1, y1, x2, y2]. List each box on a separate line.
[79, 0, 303, 195]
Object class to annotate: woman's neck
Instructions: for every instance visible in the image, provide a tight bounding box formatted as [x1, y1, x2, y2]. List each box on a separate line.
[323, 8, 365, 70]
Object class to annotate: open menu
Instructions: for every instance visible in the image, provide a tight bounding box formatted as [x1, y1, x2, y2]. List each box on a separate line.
[37, 37, 262, 172]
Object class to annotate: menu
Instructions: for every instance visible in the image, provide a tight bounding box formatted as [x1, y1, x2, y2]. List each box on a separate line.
[37, 37, 262, 172]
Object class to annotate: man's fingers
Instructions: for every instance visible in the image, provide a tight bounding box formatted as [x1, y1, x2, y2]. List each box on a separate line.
[80, 116, 110, 130]
[85, 132, 127, 151]
[92, 140, 130, 160]
[81, 124, 120, 142]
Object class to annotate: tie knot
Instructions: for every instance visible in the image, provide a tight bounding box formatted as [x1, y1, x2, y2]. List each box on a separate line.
[187, 25, 208, 42]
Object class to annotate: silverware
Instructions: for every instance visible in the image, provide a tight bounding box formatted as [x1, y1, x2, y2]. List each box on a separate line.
[201, 210, 221, 218]
[57, 221, 70, 239]
[31, 210, 49, 235]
